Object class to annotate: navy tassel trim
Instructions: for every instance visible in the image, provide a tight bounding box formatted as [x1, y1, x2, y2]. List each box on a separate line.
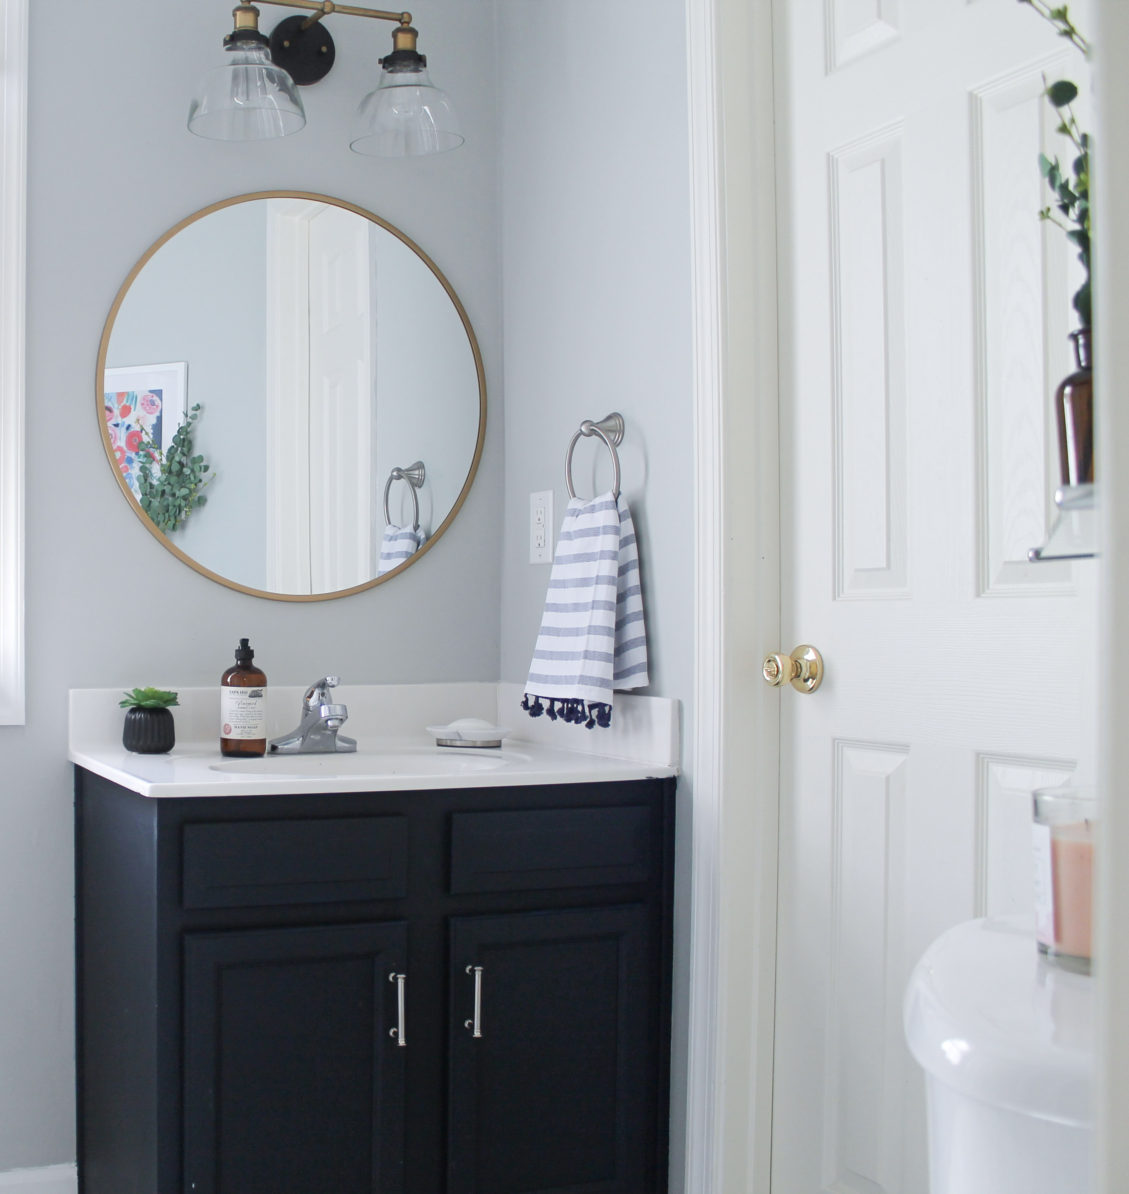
[522, 694, 613, 729]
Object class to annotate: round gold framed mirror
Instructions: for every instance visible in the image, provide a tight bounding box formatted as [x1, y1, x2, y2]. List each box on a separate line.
[96, 191, 486, 600]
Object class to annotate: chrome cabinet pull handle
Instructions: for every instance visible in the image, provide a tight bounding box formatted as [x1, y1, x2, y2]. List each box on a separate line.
[464, 964, 483, 1038]
[389, 972, 407, 1047]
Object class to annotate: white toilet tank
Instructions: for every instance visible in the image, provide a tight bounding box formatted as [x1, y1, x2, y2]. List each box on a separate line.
[903, 917, 1094, 1194]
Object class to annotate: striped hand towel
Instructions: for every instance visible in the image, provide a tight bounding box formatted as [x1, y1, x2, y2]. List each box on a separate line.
[523, 492, 648, 728]
[377, 524, 425, 576]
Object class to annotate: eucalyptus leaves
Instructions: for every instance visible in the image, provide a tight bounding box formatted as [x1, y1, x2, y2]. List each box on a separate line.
[137, 404, 212, 534]
[1018, 1, 1092, 328]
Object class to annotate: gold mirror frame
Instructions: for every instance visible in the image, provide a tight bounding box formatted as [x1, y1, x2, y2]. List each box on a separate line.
[96, 190, 487, 601]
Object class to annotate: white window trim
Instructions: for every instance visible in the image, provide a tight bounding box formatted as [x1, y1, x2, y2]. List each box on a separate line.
[0, 0, 26, 724]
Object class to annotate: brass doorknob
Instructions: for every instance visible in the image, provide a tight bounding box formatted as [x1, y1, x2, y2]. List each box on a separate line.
[763, 645, 824, 694]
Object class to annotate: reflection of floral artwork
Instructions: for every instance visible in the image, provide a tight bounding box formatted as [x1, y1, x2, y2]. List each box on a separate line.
[103, 362, 188, 499]
[105, 389, 164, 496]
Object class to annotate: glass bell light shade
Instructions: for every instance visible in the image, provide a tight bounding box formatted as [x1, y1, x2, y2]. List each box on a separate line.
[188, 40, 306, 142]
[351, 63, 463, 158]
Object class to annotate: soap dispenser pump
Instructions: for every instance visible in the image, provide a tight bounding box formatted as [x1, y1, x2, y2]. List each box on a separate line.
[220, 637, 267, 757]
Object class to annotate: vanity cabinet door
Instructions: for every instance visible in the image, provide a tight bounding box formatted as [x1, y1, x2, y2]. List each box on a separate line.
[182, 920, 408, 1194]
[446, 904, 660, 1194]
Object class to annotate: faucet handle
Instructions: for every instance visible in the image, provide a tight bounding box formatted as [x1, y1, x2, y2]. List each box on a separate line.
[304, 676, 341, 707]
[321, 703, 348, 728]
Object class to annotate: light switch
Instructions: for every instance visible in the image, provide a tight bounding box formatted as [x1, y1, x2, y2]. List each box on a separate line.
[529, 490, 553, 564]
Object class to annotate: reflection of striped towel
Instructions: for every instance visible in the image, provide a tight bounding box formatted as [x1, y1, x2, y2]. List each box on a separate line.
[522, 492, 648, 728]
[377, 524, 424, 576]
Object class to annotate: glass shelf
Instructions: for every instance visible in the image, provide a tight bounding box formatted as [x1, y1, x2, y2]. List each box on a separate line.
[1028, 483, 1096, 562]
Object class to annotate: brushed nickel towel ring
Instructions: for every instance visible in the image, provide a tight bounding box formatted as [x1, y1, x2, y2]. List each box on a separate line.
[383, 461, 425, 531]
[564, 412, 624, 500]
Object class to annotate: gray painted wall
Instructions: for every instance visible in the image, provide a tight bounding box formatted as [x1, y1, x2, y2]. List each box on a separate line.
[495, 1, 695, 1186]
[107, 200, 270, 588]
[1, 0, 502, 1168]
[0, 0, 695, 1177]
[373, 227, 483, 540]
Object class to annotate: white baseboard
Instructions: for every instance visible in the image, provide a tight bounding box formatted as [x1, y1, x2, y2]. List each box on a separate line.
[0, 1164, 77, 1193]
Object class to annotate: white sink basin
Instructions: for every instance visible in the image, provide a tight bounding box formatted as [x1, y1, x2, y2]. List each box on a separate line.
[209, 749, 517, 780]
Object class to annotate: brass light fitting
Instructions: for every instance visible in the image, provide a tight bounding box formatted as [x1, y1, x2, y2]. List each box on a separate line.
[253, 1, 421, 86]
[190, 1, 462, 155]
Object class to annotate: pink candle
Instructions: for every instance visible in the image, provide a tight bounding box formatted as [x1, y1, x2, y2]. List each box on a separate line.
[1051, 821, 1094, 960]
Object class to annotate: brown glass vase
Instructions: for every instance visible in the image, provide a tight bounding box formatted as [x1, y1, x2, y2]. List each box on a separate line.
[1055, 328, 1093, 488]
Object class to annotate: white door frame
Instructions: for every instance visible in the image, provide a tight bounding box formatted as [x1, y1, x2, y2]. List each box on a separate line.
[685, 0, 780, 1190]
[1094, 5, 1129, 1189]
[687, 1, 1129, 1192]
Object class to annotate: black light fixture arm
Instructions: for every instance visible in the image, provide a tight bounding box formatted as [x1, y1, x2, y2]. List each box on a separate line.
[244, 1, 422, 86]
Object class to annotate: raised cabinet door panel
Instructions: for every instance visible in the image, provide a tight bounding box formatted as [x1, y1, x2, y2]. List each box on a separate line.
[183, 921, 408, 1194]
[446, 904, 658, 1194]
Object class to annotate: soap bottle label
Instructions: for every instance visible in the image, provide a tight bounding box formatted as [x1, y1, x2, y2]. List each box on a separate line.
[220, 686, 267, 740]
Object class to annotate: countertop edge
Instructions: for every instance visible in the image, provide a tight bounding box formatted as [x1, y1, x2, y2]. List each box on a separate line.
[69, 743, 678, 798]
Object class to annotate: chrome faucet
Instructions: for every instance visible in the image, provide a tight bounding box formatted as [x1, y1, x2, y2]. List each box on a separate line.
[268, 676, 357, 754]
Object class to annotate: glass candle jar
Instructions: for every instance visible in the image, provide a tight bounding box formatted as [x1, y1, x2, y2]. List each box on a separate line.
[1032, 785, 1097, 974]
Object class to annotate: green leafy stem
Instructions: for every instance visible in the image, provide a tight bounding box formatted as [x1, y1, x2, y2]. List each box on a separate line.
[1016, 1, 1091, 55]
[137, 404, 212, 534]
[1018, 1, 1091, 328]
[1039, 78, 1090, 328]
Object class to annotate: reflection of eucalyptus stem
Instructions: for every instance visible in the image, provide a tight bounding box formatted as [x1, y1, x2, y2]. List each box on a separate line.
[137, 403, 211, 533]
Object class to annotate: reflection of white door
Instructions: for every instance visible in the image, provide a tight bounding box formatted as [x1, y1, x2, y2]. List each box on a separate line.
[266, 201, 377, 593]
[768, 2, 1094, 1191]
[308, 204, 377, 592]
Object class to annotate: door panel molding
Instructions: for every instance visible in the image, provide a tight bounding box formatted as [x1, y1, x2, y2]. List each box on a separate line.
[974, 752, 1075, 919]
[829, 125, 909, 601]
[824, 741, 909, 1194]
[824, 0, 900, 74]
[971, 57, 1075, 597]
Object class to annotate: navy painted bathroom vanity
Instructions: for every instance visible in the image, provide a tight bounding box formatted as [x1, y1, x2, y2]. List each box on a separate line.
[74, 769, 675, 1194]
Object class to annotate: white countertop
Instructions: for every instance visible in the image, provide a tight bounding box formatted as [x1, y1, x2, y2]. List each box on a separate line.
[70, 683, 680, 798]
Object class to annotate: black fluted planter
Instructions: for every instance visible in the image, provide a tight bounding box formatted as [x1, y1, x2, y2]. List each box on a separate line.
[122, 707, 175, 754]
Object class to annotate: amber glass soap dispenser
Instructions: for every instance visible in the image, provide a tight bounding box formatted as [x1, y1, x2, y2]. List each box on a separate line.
[220, 638, 267, 757]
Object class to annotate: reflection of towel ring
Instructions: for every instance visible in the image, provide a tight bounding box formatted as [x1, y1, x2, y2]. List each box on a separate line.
[383, 461, 426, 532]
[564, 412, 624, 500]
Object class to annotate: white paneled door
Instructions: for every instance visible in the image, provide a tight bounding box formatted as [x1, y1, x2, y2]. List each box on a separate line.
[265, 201, 377, 594]
[308, 204, 378, 593]
[770, 1, 1094, 1191]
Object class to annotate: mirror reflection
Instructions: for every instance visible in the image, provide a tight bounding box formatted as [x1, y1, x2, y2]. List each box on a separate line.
[98, 192, 485, 599]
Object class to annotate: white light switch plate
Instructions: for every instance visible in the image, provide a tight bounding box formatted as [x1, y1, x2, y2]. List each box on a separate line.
[529, 490, 553, 564]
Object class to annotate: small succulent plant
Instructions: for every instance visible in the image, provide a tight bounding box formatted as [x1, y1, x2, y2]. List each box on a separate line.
[119, 687, 180, 709]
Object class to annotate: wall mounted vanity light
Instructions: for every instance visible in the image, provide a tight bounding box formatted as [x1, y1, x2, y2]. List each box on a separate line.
[188, 2, 463, 157]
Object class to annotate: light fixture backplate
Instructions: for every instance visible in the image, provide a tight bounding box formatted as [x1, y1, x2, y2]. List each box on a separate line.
[269, 14, 336, 86]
